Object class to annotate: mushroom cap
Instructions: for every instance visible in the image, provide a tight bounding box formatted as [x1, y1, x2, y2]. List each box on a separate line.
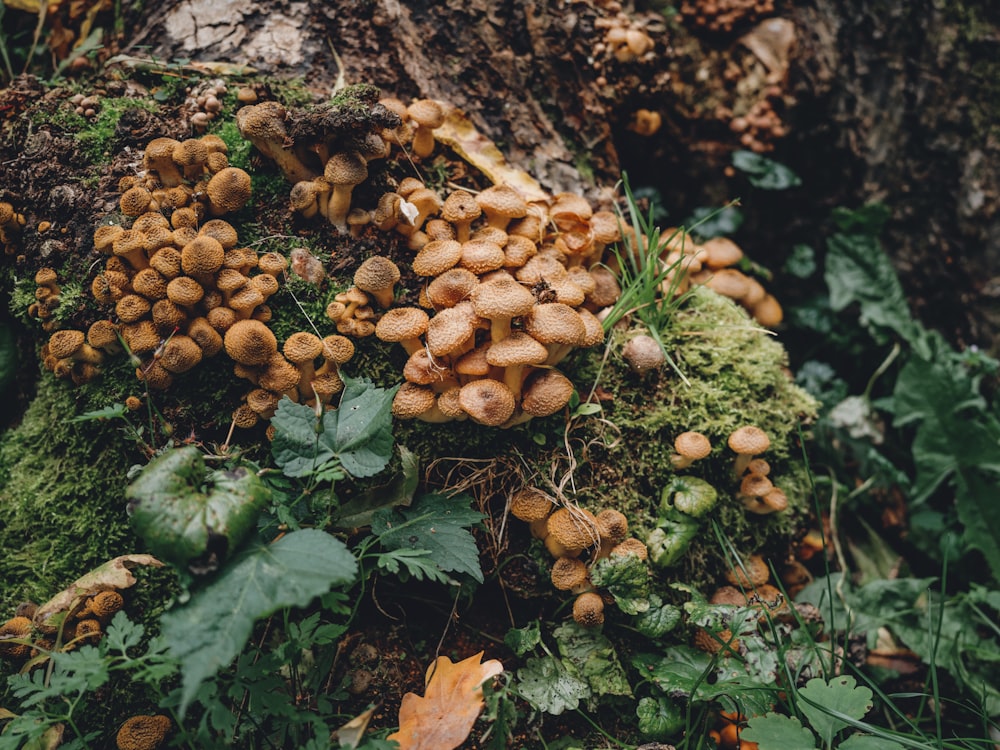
[320, 334, 355, 364]
[258, 354, 301, 392]
[325, 150, 368, 187]
[115, 714, 172, 750]
[392, 381, 438, 418]
[187, 317, 223, 357]
[354, 256, 400, 295]
[87, 320, 120, 351]
[576, 307, 605, 347]
[258, 252, 288, 277]
[159, 335, 203, 374]
[610, 537, 649, 561]
[521, 368, 575, 417]
[509, 486, 554, 522]
[458, 379, 516, 426]
[622, 334, 665, 374]
[595, 509, 629, 545]
[701, 236, 744, 269]
[426, 302, 478, 357]
[746, 458, 771, 476]
[476, 185, 528, 225]
[116, 294, 152, 324]
[375, 307, 430, 344]
[550, 192, 593, 230]
[572, 591, 605, 627]
[403, 348, 455, 386]
[436, 386, 465, 419]
[150, 247, 183, 279]
[132, 269, 168, 300]
[711, 585, 750, 606]
[224, 319, 278, 366]
[547, 507, 599, 551]
[739, 473, 774, 498]
[199, 219, 239, 249]
[706, 268, 751, 300]
[87, 590, 124, 620]
[523, 303, 586, 346]
[453, 343, 491, 378]
[119, 186, 152, 216]
[407, 98, 445, 128]
[123, 321, 160, 354]
[206, 168, 252, 213]
[426, 268, 479, 308]
[674, 431, 712, 462]
[48, 329, 86, 359]
[173, 137, 209, 171]
[471, 277, 536, 321]
[728, 426, 770, 456]
[586, 266, 621, 307]
[551, 556, 589, 591]
[412, 239, 463, 277]
[751, 294, 783, 328]
[724, 554, 771, 588]
[441, 189, 482, 225]
[283, 331, 323, 364]
[166, 276, 205, 308]
[485, 331, 548, 367]
[247, 388, 281, 416]
[181, 236, 225, 276]
[503, 235, 537, 268]
[459, 239, 506, 275]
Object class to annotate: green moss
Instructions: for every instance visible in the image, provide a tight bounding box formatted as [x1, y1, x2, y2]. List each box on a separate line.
[74, 98, 159, 164]
[0, 374, 144, 614]
[212, 118, 254, 170]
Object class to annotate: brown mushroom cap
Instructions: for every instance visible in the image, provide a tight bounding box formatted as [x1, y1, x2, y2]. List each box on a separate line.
[724, 554, 771, 588]
[701, 237, 744, 269]
[166, 276, 205, 308]
[354, 256, 400, 308]
[407, 99, 445, 158]
[412, 239, 462, 277]
[572, 591, 605, 627]
[181, 236, 225, 276]
[521, 368, 575, 417]
[729, 426, 771, 475]
[485, 331, 547, 368]
[224, 319, 278, 366]
[375, 307, 430, 355]
[426, 268, 479, 309]
[476, 185, 528, 230]
[457, 379, 516, 426]
[115, 714, 172, 750]
[622, 334, 665, 374]
[392, 381, 438, 419]
[547, 507, 599, 552]
[325, 151, 369, 230]
[459, 239, 506, 275]
[610, 537, 649, 561]
[672, 431, 712, 467]
[739, 473, 774, 498]
[551, 557, 589, 591]
[206, 167, 252, 216]
[471, 278, 536, 343]
[402, 348, 455, 386]
[425, 302, 478, 357]
[441, 190, 481, 242]
[509, 486, 554, 522]
[595, 509, 629, 545]
[158, 335, 203, 374]
[523, 303, 586, 346]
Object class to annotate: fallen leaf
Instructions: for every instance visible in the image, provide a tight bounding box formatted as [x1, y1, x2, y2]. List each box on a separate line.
[33, 554, 163, 631]
[332, 705, 377, 748]
[739, 18, 797, 85]
[387, 652, 504, 750]
[434, 106, 550, 203]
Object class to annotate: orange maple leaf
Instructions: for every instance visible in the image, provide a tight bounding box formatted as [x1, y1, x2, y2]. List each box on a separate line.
[387, 651, 504, 750]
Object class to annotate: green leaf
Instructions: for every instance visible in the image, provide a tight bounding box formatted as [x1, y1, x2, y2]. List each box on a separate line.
[838, 735, 906, 750]
[687, 205, 744, 239]
[270, 377, 398, 480]
[589, 553, 650, 614]
[731, 150, 802, 190]
[553, 622, 632, 698]
[664, 476, 718, 519]
[371, 493, 484, 583]
[741, 713, 817, 750]
[68, 402, 129, 423]
[160, 528, 358, 715]
[127, 446, 271, 573]
[797, 676, 873, 746]
[375, 548, 450, 584]
[633, 595, 682, 638]
[334, 446, 419, 528]
[516, 655, 590, 715]
[504, 620, 542, 657]
[647, 511, 700, 568]
[636, 695, 684, 739]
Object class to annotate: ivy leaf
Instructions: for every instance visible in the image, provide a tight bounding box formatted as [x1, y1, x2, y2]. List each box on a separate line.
[741, 713, 817, 750]
[516, 655, 590, 715]
[797, 676, 873, 746]
[372, 493, 484, 583]
[126, 446, 270, 573]
[160, 529, 358, 715]
[731, 150, 801, 190]
[589, 552, 650, 614]
[553, 622, 632, 698]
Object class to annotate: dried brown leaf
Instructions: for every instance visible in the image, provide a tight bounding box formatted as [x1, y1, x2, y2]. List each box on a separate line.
[387, 652, 504, 750]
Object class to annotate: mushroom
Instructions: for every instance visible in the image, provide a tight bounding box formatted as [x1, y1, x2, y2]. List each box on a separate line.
[572, 591, 605, 627]
[224, 319, 278, 366]
[471, 277, 536, 343]
[406, 99, 445, 158]
[595, 509, 629, 546]
[412, 239, 463, 277]
[509, 486, 554, 523]
[354, 256, 400, 308]
[457, 378, 516, 426]
[375, 307, 429, 355]
[520, 368, 575, 419]
[545, 507, 600, 557]
[724, 554, 771, 588]
[670, 431, 712, 469]
[485, 331, 547, 400]
[476, 185, 527, 231]
[441, 189, 481, 242]
[622, 334, 665, 374]
[324, 151, 368, 232]
[205, 167, 252, 217]
[235, 101, 316, 184]
[551, 557, 590, 592]
[115, 714, 172, 750]
[728, 425, 771, 476]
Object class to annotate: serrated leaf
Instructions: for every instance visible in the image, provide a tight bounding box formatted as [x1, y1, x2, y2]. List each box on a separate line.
[589, 552, 650, 614]
[334, 446, 419, 528]
[127, 446, 270, 573]
[797, 676, 871, 744]
[633, 595, 681, 638]
[160, 529, 357, 715]
[67, 403, 128, 423]
[636, 695, 684, 739]
[553, 622, 631, 698]
[371, 493, 484, 583]
[838, 735, 906, 750]
[741, 713, 817, 750]
[516, 655, 590, 715]
[376, 548, 450, 584]
[330, 375, 398, 477]
[271, 398, 335, 477]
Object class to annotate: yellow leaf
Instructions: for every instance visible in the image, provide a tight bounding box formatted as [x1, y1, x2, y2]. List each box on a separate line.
[332, 705, 376, 748]
[434, 106, 549, 203]
[387, 652, 504, 750]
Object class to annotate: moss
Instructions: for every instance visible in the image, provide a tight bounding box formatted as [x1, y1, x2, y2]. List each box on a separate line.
[0, 373, 143, 614]
[71, 98, 159, 164]
[212, 118, 254, 169]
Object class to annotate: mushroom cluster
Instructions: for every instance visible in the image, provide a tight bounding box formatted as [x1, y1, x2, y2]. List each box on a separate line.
[509, 486, 650, 627]
[593, 11, 657, 63]
[182, 78, 228, 130]
[729, 92, 788, 153]
[344, 182, 620, 427]
[0, 590, 125, 666]
[728, 426, 788, 515]
[662, 232, 783, 328]
[27, 267, 62, 332]
[67, 92, 101, 119]
[679, 0, 775, 34]
[0, 200, 25, 254]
